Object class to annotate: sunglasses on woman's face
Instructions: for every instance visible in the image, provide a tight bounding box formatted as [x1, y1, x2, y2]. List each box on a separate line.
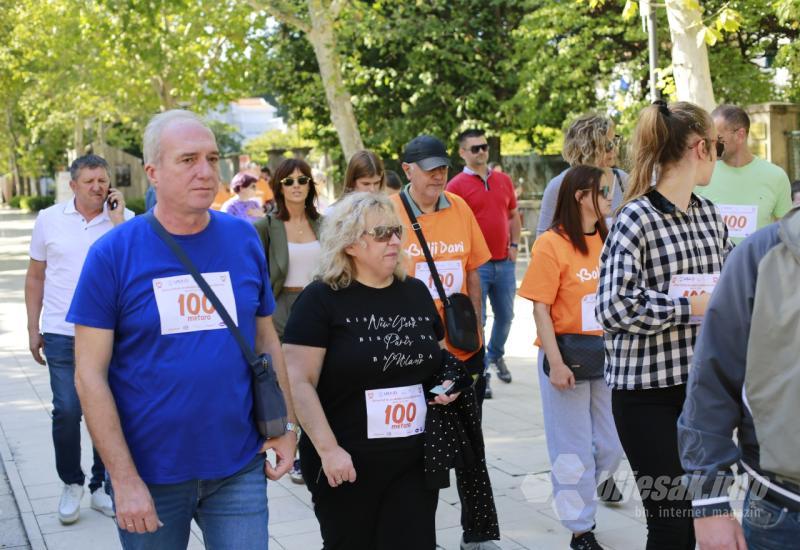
[598, 186, 613, 199]
[365, 225, 402, 242]
[469, 143, 489, 154]
[281, 175, 312, 187]
[604, 134, 622, 152]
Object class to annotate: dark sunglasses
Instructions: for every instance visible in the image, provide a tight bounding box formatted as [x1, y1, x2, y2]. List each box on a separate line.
[604, 134, 622, 153]
[365, 225, 402, 242]
[469, 143, 489, 154]
[280, 175, 312, 187]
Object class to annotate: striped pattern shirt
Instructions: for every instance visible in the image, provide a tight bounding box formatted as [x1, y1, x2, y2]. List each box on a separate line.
[596, 189, 733, 390]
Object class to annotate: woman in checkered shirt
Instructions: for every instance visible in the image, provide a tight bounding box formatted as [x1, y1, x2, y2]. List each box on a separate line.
[596, 101, 732, 550]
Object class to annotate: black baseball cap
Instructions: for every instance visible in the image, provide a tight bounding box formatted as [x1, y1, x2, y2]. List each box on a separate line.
[402, 135, 451, 171]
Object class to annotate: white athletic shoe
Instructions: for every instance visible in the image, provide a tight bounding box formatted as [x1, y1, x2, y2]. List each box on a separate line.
[58, 483, 83, 524]
[90, 490, 115, 517]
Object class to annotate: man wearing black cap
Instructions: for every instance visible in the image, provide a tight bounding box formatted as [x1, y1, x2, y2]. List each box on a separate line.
[390, 135, 498, 549]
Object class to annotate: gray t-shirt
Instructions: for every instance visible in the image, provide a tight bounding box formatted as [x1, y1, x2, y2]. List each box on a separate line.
[536, 167, 629, 237]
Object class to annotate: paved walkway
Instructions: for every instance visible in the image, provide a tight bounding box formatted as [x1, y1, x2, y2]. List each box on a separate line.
[0, 207, 649, 549]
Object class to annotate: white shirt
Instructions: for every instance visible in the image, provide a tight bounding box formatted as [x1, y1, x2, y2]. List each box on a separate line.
[29, 199, 134, 336]
[284, 240, 321, 288]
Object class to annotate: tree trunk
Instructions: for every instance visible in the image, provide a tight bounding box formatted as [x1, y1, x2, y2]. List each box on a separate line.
[306, 0, 363, 161]
[665, 0, 716, 112]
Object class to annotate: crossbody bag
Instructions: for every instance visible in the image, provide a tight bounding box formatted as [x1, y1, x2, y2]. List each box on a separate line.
[146, 212, 288, 438]
[399, 193, 480, 353]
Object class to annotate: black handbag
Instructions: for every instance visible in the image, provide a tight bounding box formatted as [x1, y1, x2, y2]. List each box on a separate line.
[542, 334, 605, 380]
[399, 193, 481, 353]
[146, 212, 288, 439]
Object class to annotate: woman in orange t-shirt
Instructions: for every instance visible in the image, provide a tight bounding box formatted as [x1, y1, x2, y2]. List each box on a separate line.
[518, 165, 623, 550]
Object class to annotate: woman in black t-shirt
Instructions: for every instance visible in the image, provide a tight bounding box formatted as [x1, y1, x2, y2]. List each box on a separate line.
[282, 192, 458, 549]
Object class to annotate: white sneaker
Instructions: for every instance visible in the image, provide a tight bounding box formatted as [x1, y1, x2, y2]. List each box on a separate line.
[58, 483, 83, 524]
[90, 490, 115, 517]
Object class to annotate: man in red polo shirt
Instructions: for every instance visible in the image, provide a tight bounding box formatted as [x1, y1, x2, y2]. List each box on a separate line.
[446, 129, 520, 398]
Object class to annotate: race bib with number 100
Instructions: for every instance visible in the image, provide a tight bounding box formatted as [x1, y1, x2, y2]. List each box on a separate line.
[667, 273, 719, 325]
[365, 384, 427, 439]
[718, 204, 758, 239]
[152, 272, 238, 335]
[414, 260, 464, 300]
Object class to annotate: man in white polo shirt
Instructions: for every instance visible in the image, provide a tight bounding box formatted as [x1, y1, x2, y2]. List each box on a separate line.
[25, 154, 132, 524]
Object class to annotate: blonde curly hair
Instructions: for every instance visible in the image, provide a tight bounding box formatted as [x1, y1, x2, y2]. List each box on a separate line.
[315, 192, 407, 290]
[562, 113, 613, 166]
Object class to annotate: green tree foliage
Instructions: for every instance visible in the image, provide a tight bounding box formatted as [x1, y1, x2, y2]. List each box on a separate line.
[255, 0, 532, 159]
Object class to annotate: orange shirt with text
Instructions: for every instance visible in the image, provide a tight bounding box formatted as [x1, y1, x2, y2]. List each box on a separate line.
[390, 192, 491, 361]
[517, 229, 604, 346]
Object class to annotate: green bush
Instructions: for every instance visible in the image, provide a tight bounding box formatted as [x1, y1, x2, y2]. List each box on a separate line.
[8, 195, 22, 208]
[20, 195, 55, 212]
[126, 197, 146, 215]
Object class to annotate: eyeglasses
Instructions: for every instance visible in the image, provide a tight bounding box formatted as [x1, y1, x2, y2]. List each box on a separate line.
[469, 144, 489, 154]
[280, 175, 312, 187]
[365, 225, 402, 242]
[604, 134, 622, 152]
[599, 186, 612, 199]
[688, 138, 724, 158]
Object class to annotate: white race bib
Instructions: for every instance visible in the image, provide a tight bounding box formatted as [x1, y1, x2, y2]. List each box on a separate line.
[718, 204, 758, 239]
[414, 260, 464, 300]
[366, 384, 427, 439]
[668, 273, 719, 325]
[581, 294, 602, 332]
[152, 272, 238, 335]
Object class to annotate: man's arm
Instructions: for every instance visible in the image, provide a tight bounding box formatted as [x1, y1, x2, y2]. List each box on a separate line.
[74, 324, 160, 534]
[466, 269, 482, 325]
[24, 260, 46, 365]
[508, 208, 522, 262]
[255, 315, 297, 480]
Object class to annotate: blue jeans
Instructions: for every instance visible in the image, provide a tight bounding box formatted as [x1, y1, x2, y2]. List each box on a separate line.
[743, 487, 800, 550]
[43, 333, 105, 492]
[115, 453, 269, 549]
[477, 259, 516, 364]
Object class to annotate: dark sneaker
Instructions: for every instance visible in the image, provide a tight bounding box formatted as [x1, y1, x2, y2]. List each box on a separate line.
[597, 478, 623, 503]
[570, 531, 603, 550]
[289, 459, 304, 484]
[460, 536, 501, 549]
[493, 357, 512, 383]
[483, 374, 493, 399]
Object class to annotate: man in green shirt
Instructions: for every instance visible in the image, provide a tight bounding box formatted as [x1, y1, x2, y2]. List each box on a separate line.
[697, 104, 792, 243]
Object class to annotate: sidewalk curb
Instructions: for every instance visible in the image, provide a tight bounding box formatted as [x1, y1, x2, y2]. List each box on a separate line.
[0, 398, 47, 550]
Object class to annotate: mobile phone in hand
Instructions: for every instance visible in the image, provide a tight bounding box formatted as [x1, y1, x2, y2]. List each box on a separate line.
[107, 189, 118, 210]
[429, 381, 456, 396]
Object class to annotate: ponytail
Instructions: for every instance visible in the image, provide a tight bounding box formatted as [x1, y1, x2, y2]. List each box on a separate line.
[624, 101, 713, 206]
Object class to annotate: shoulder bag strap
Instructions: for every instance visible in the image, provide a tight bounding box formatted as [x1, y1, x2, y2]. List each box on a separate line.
[145, 212, 261, 374]
[398, 192, 450, 306]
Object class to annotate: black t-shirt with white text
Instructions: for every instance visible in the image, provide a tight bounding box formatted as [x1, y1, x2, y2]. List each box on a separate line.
[283, 277, 444, 455]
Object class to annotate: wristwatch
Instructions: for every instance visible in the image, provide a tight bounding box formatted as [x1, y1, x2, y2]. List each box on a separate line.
[509, 242, 519, 249]
[286, 422, 302, 439]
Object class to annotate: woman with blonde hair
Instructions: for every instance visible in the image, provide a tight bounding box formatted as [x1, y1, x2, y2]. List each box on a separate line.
[537, 113, 625, 237]
[596, 101, 732, 549]
[282, 192, 458, 549]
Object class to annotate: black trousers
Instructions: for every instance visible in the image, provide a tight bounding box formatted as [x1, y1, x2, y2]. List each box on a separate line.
[612, 384, 695, 550]
[301, 444, 439, 550]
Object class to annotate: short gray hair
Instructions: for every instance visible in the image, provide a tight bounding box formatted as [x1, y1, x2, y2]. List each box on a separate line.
[69, 154, 109, 181]
[316, 192, 407, 290]
[143, 109, 210, 165]
[711, 104, 750, 134]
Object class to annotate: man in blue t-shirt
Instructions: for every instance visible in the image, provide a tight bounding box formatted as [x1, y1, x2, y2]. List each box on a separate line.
[67, 110, 298, 549]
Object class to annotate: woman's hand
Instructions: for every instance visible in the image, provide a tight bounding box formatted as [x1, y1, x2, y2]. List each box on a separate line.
[428, 379, 461, 405]
[549, 362, 576, 390]
[689, 293, 712, 318]
[319, 445, 357, 488]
